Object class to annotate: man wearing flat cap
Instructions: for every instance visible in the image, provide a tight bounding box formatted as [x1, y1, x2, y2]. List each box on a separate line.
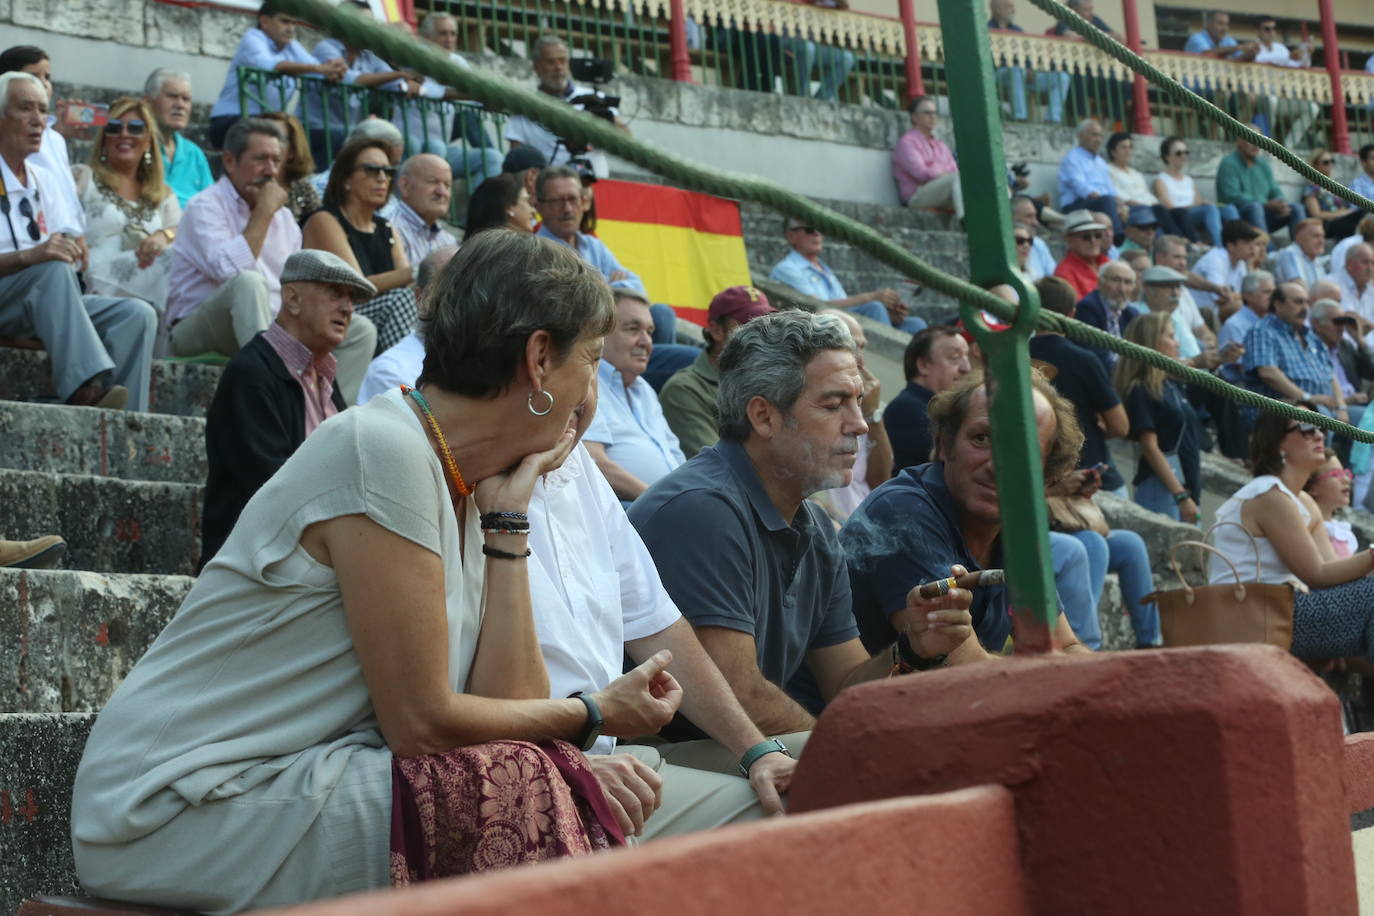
[200, 250, 377, 568]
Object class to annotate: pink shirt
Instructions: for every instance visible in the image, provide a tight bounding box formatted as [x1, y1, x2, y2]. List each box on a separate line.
[262, 322, 339, 435]
[892, 128, 958, 203]
[166, 176, 301, 326]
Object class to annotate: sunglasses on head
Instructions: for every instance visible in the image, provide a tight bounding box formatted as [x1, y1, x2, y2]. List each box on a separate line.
[787, 224, 820, 234]
[1314, 467, 1354, 482]
[105, 119, 147, 137]
[356, 163, 397, 179]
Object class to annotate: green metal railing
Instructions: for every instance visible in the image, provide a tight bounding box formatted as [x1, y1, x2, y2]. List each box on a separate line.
[274, 0, 1374, 642]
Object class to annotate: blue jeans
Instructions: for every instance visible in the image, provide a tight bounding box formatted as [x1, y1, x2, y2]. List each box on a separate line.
[848, 300, 928, 335]
[780, 38, 855, 100]
[996, 66, 1071, 123]
[1170, 203, 1239, 248]
[1230, 199, 1303, 241]
[1134, 452, 1185, 522]
[1050, 531, 1095, 644]
[445, 142, 504, 186]
[1069, 529, 1161, 649]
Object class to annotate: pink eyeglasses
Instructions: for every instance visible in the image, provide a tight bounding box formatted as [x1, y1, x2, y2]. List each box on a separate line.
[1313, 467, 1354, 483]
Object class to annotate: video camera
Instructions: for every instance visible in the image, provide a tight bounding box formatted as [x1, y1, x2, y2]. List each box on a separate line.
[553, 57, 621, 156]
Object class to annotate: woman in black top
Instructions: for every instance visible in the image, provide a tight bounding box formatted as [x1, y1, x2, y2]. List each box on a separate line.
[1114, 311, 1201, 524]
[302, 138, 417, 354]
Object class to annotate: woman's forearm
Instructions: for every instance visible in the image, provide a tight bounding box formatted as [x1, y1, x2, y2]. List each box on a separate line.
[465, 533, 550, 700]
[392, 694, 589, 758]
[367, 264, 414, 293]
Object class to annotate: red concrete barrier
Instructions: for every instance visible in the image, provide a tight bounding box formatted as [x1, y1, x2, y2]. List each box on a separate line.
[254, 786, 1029, 916]
[1345, 733, 1374, 815]
[791, 645, 1356, 915]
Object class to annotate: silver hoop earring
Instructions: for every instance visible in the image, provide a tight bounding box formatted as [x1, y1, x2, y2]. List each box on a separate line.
[528, 389, 554, 416]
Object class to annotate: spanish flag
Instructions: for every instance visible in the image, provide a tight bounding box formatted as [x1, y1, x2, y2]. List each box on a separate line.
[593, 180, 752, 326]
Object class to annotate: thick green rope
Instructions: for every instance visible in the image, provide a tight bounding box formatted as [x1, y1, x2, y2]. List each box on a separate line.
[1024, 0, 1374, 214]
[267, 0, 1374, 442]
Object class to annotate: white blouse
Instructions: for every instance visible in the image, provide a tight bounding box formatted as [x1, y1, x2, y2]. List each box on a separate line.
[74, 165, 181, 315]
[1107, 163, 1158, 206]
[1154, 171, 1198, 209]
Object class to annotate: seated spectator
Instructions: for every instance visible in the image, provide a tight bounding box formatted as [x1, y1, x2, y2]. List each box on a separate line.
[1220, 269, 1274, 350]
[892, 96, 962, 219]
[1118, 205, 1160, 255]
[1057, 120, 1122, 240]
[811, 309, 894, 524]
[769, 217, 923, 333]
[384, 153, 458, 265]
[463, 172, 537, 239]
[1053, 210, 1110, 298]
[201, 250, 376, 567]
[1216, 138, 1300, 240]
[989, 0, 1069, 123]
[415, 12, 503, 184]
[659, 285, 775, 458]
[1274, 218, 1327, 289]
[1353, 144, 1374, 204]
[584, 288, 685, 501]
[1073, 260, 1135, 369]
[1331, 215, 1374, 282]
[1191, 219, 1257, 315]
[886, 326, 972, 472]
[1106, 134, 1182, 238]
[1303, 149, 1363, 241]
[1012, 194, 1056, 280]
[1209, 407, 1374, 666]
[1328, 243, 1374, 325]
[74, 97, 180, 321]
[71, 231, 689, 912]
[303, 138, 419, 355]
[258, 111, 321, 223]
[503, 145, 547, 199]
[1310, 298, 1373, 426]
[1244, 282, 1343, 416]
[535, 165, 642, 289]
[630, 311, 977, 733]
[0, 534, 65, 569]
[1184, 10, 1257, 61]
[1114, 311, 1201, 522]
[1306, 451, 1356, 557]
[308, 118, 405, 198]
[1153, 233, 1223, 347]
[1152, 136, 1236, 249]
[505, 36, 627, 178]
[842, 368, 1091, 658]
[207, 2, 345, 149]
[357, 245, 456, 405]
[1092, 211, 1120, 259]
[143, 68, 211, 208]
[0, 46, 84, 239]
[0, 72, 155, 410]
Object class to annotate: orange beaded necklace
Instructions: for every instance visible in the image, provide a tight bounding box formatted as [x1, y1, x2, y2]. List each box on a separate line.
[401, 385, 474, 497]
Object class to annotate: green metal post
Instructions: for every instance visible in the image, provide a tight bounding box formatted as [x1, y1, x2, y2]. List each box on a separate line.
[935, 0, 1059, 648]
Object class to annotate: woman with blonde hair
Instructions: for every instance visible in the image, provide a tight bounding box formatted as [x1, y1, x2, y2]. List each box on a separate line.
[259, 110, 321, 224]
[1302, 149, 1362, 241]
[74, 95, 180, 320]
[1114, 311, 1201, 523]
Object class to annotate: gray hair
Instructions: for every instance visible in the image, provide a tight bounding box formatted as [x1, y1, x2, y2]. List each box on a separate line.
[416, 244, 459, 296]
[1075, 118, 1100, 137]
[1152, 233, 1188, 259]
[418, 11, 454, 36]
[223, 116, 285, 157]
[1098, 259, 1133, 281]
[0, 72, 45, 112]
[347, 117, 404, 147]
[1240, 269, 1274, 295]
[716, 310, 856, 443]
[1347, 242, 1373, 265]
[143, 67, 191, 97]
[535, 164, 580, 200]
[398, 152, 448, 181]
[1310, 298, 1343, 323]
[533, 35, 568, 60]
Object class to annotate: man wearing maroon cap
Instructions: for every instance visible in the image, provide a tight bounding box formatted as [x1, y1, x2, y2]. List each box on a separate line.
[659, 285, 776, 458]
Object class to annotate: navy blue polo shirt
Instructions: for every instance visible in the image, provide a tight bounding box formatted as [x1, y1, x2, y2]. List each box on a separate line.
[885, 381, 936, 473]
[628, 439, 859, 693]
[840, 462, 1013, 655]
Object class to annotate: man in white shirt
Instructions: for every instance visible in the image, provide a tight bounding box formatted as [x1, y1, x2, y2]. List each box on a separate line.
[1274, 218, 1327, 289]
[1191, 219, 1258, 317]
[1353, 144, 1374, 204]
[357, 245, 456, 405]
[1153, 234, 1220, 349]
[1219, 269, 1273, 350]
[1251, 18, 1315, 148]
[0, 45, 84, 238]
[0, 72, 155, 410]
[504, 35, 629, 178]
[1329, 243, 1374, 331]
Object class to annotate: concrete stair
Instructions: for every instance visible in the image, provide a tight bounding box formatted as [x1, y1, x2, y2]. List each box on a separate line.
[0, 401, 207, 484]
[0, 349, 223, 419]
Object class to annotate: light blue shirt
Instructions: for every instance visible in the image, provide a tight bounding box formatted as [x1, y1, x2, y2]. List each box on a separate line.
[537, 224, 644, 294]
[769, 249, 894, 318]
[1057, 146, 1115, 205]
[307, 39, 404, 130]
[211, 28, 322, 119]
[585, 359, 685, 495]
[1273, 243, 1325, 289]
[1183, 30, 1238, 55]
[1353, 173, 1374, 204]
[1219, 306, 1260, 350]
[1025, 236, 1056, 280]
[161, 132, 213, 209]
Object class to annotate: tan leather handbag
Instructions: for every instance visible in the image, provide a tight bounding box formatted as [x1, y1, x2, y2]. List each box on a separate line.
[1142, 523, 1295, 649]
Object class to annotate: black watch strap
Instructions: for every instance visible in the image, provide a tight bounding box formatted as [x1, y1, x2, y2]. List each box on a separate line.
[895, 629, 947, 673]
[571, 692, 604, 751]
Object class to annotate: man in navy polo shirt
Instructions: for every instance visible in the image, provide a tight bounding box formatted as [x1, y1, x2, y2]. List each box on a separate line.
[841, 370, 1092, 658]
[630, 311, 976, 735]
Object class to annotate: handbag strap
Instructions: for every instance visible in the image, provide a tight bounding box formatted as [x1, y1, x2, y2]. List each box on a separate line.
[1201, 520, 1265, 583]
[1166, 539, 1248, 603]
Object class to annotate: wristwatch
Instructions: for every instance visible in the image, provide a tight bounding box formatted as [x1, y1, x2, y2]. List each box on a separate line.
[893, 629, 947, 673]
[738, 738, 792, 777]
[570, 692, 603, 752]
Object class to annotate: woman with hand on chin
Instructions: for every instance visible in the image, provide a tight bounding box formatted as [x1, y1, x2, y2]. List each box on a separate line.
[72, 231, 680, 913]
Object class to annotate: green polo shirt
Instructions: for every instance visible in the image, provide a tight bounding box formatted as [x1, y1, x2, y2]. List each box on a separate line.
[658, 348, 721, 459]
[1215, 150, 1282, 206]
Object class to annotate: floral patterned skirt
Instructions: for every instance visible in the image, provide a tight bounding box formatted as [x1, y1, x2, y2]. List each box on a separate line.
[389, 739, 624, 885]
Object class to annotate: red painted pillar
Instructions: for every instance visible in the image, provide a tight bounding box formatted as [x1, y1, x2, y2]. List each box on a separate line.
[1119, 0, 1152, 134]
[898, 0, 923, 102]
[1318, 0, 1350, 154]
[668, 0, 694, 83]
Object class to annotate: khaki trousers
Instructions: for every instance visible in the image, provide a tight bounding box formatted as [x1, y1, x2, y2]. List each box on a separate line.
[907, 171, 965, 219]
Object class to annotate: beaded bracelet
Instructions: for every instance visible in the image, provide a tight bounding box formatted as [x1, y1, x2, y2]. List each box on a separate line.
[481, 528, 530, 536]
[482, 544, 531, 560]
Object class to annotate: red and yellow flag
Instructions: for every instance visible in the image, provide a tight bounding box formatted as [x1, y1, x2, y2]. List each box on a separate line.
[592, 179, 752, 327]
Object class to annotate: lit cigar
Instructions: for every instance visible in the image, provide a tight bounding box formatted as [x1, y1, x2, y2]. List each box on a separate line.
[918, 569, 1006, 599]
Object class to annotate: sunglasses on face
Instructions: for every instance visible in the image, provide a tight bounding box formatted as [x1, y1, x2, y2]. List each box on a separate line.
[1074, 231, 1106, 240]
[356, 163, 396, 179]
[105, 119, 147, 137]
[1314, 467, 1354, 482]
[1285, 422, 1321, 437]
[1014, 235, 1033, 246]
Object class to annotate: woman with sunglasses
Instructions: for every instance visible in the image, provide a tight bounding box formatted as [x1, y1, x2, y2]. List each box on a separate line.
[72, 96, 180, 321]
[1209, 405, 1374, 664]
[1306, 450, 1357, 557]
[1152, 136, 1239, 249]
[303, 137, 416, 354]
[1301, 150, 1363, 242]
[1104, 132, 1184, 239]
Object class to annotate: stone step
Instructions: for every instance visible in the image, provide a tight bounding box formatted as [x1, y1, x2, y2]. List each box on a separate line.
[0, 469, 201, 576]
[0, 401, 206, 485]
[0, 568, 192, 714]
[0, 713, 94, 916]
[1099, 491, 1204, 584]
[0, 348, 222, 419]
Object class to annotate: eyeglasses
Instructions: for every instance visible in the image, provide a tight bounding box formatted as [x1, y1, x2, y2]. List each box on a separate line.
[1314, 467, 1354, 482]
[1285, 422, 1322, 438]
[0, 192, 41, 242]
[356, 163, 396, 179]
[105, 119, 147, 137]
[1014, 236, 1033, 246]
[787, 225, 820, 234]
